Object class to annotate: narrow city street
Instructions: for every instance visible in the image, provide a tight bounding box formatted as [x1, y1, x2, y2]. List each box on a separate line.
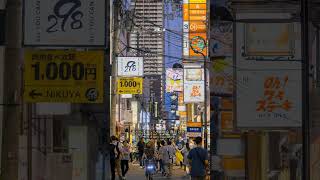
[126, 163, 189, 179]
[1, 0, 320, 179]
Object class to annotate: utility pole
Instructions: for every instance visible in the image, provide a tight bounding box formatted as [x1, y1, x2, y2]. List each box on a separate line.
[203, 56, 208, 149]
[301, 0, 310, 179]
[1, 0, 22, 179]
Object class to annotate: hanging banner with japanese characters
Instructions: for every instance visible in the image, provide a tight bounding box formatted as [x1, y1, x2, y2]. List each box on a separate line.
[166, 68, 183, 92]
[23, 0, 106, 46]
[24, 50, 104, 103]
[236, 71, 302, 128]
[184, 68, 205, 103]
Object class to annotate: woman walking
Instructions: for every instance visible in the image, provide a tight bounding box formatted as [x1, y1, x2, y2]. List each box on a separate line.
[182, 142, 191, 176]
[120, 140, 131, 180]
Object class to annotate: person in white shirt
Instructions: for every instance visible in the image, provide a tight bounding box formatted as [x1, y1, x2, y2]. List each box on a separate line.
[120, 140, 131, 179]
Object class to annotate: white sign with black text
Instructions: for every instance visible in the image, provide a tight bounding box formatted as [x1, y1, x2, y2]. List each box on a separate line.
[117, 57, 144, 77]
[24, 0, 105, 46]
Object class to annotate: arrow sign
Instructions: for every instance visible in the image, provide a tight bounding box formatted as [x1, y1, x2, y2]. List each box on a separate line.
[29, 90, 42, 99]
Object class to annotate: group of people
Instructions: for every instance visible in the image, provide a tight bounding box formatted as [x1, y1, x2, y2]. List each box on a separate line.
[137, 136, 210, 180]
[109, 135, 210, 180]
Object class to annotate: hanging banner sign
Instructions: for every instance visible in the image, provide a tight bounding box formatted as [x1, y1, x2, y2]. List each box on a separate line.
[117, 77, 143, 94]
[117, 57, 144, 77]
[23, 0, 106, 46]
[24, 50, 104, 103]
[184, 68, 205, 103]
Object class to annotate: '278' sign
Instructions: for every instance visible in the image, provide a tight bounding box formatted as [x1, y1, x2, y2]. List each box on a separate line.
[117, 57, 144, 77]
[23, 0, 105, 46]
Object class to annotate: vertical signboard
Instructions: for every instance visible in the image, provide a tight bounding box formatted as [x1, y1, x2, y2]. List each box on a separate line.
[183, 0, 207, 58]
[184, 68, 205, 103]
[235, 21, 302, 128]
[166, 68, 183, 92]
[117, 57, 144, 77]
[23, 0, 106, 46]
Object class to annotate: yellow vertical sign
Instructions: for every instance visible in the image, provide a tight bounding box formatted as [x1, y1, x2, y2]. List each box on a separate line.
[24, 50, 104, 103]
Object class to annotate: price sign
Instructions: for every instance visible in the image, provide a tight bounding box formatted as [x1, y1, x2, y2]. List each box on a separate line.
[23, 0, 105, 46]
[24, 50, 104, 103]
[117, 77, 143, 94]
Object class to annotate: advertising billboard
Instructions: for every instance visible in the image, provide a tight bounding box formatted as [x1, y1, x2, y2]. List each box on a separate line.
[23, 0, 106, 46]
[24, 50, 104, 103]
[184, 68, 205, 103]
[183, 0, 208, 58]
[236, 71, 302, 128]
[166, 68, 183, 92]
[117, 77, 143, 94]
[117, 57, 144, 77]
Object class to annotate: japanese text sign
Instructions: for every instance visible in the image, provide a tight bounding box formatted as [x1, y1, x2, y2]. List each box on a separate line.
[236, 71, 302, 128]
[117, 77, 143, 94]
[24, 50, 104, 103]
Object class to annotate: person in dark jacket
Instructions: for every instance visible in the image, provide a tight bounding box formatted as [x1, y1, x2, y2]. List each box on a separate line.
[137, 137, 145, 168]
[110, 136, 122, 180]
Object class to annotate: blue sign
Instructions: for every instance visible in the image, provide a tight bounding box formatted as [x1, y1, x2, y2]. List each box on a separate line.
[187, 127, 202, 133]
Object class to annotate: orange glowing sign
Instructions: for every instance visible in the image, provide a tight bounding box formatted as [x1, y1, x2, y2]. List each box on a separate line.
[183, 5, 189, 20]
[187, 122, 202, 127]
[183, 0, 207, 58]
[256, 75, 293, 112]
[189, 33, 207, 56]
[189, 4, 206, 9]
[189, 21, 206, 33]
[189, 9, 206, 15]
[189, 0, 206, 3]
[189, 15, 206, 21]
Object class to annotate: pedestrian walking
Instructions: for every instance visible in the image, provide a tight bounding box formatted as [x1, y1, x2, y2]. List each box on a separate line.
[187, 137, 209, 180]
[110, 136, 122, 180]
[120, 140, 131, 179]
[164, 140, 175, 177]
[158, 140, 166, 174]
[182, 142, 191, 175]
[137, 137, 145, 168]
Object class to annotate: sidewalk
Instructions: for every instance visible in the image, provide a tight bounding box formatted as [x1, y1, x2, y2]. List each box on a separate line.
[125, 162, 190, 179]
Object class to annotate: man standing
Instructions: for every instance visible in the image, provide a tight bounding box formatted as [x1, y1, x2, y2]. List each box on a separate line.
[137, 137, 145, 168]
[187, 136, 209, 180]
